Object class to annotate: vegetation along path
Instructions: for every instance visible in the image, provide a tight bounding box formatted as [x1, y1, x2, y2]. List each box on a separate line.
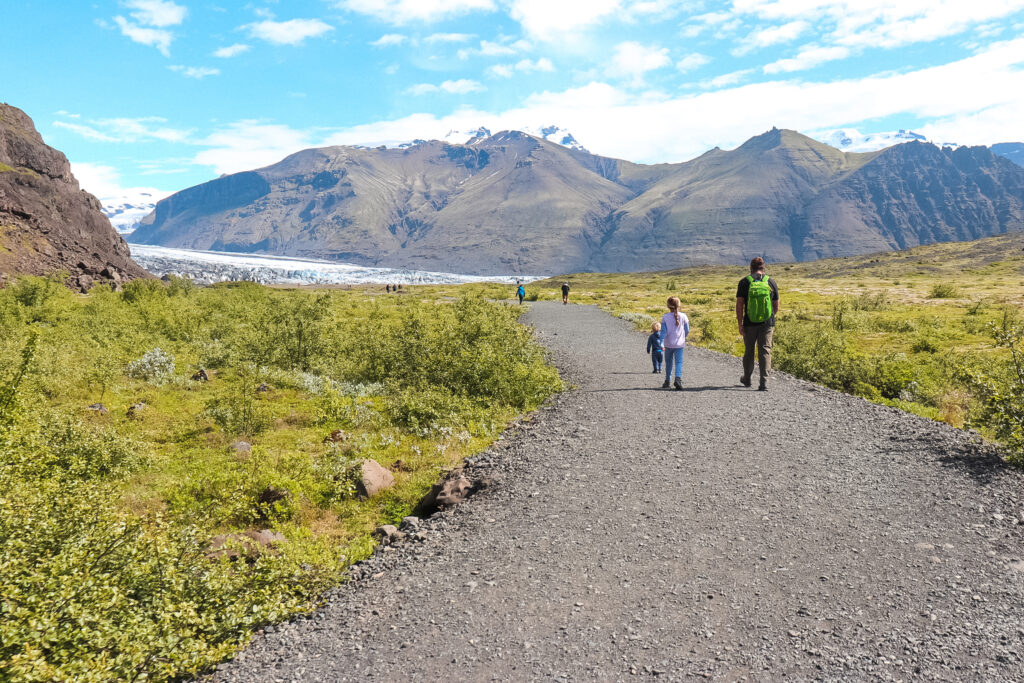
[215, 302, 1024, 681]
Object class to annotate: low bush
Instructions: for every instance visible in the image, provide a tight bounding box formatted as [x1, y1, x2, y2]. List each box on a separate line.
[928, 283, 960, 299]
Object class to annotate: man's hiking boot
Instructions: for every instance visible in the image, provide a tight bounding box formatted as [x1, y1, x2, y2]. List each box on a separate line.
[758, 382, 768, 392]
[740, 376, 752, 388]
[673, 377, 683, 391]
[661, 379, 671, 389]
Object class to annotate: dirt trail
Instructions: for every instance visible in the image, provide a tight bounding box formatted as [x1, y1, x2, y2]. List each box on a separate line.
[215, 302, 1024, 681]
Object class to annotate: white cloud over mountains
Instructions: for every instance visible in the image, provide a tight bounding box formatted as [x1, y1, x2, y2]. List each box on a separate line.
[407, 79, 486, 95]
[167, 35, 1024, 176]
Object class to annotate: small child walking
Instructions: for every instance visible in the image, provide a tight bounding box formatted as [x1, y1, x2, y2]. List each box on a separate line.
[659, 296, 690, 390]
[646, 322, 664, 373]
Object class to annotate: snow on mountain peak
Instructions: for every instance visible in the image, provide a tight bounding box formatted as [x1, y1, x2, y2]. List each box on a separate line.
[100, 188, 172, 234]
[811, 128, 958, 153]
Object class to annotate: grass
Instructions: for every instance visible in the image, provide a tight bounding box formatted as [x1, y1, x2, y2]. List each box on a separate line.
[0, 275, 561, 681]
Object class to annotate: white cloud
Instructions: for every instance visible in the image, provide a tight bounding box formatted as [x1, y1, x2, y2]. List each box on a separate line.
[213, 43, 250, 58]
[113, 16, 173, 55]
[424, 32, 474, 43]
[407, 79, 486, 95]
[699, 68, 755, 89]
[193, 121, 317, 175]
[244, 19, 334, 46]
[509, 0, 622, 40]
[763, 45, 850, 73]
[69, 161, 171, 204]
[53, 121, 121, 143]
[733, 20, 808, 55]
[515, 57, 555, 72]
[676, 53, 710, 73]
[606, 41, 670, 86]
[55, 117, 192, 144]
[457, 38, 530, 59]
[730, 0, 1024, 49]
[488, 58, 555, 77]
[335, 0, 496, 23]
[487, 64, 515, 78]
[169, 65, 221, 79]
[372, 33, 407, 47]
[124, 0, 187, 27]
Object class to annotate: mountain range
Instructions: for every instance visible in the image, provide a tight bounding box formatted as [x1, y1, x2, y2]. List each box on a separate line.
[132, 128, 1024, 275]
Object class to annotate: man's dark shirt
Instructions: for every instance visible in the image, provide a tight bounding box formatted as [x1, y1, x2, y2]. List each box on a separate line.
[561, 284, 570, 295]
[736, 273, 779, 326]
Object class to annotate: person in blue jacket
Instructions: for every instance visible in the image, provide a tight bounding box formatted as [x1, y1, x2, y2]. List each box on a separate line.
[516, 284, 526, 304]
[646, 322, 663, 373]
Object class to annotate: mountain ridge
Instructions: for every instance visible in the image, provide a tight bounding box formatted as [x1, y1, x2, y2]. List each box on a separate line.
[132, 128, 1024, 275]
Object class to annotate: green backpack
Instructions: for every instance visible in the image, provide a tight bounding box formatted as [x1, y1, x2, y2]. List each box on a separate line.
[746, 275, 773, 323]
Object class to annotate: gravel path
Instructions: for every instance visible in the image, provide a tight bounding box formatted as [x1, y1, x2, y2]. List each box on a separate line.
[214, 302, 1024, 681]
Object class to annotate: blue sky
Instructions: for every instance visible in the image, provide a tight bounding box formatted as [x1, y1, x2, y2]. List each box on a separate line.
[4, 0, 1024, 200]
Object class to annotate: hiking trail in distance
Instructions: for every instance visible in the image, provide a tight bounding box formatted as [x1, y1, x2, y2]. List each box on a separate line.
[214, 302, 1024, 681]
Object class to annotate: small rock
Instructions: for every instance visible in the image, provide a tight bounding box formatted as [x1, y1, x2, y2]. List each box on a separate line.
[400, 515, 421, 530]
[126, 402, 146, 419]
[256, 383, 271, 392]
[357, 459, 395, 498]
[191, 368, 210, 382]
[86, 403, 109, 415]
[231, 440, 252, 454]
[207, 528, 285, 561]
[323, 429, 348, 443]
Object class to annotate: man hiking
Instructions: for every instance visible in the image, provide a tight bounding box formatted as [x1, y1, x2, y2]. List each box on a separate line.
[516, 284, 526, 305]
[736, 257, 779, 391]
[561, 281, 570, 305]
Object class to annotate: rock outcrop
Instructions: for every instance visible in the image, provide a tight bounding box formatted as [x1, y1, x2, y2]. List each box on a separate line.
[0, 103, 148, 289]
[131, 128, 1024, 275]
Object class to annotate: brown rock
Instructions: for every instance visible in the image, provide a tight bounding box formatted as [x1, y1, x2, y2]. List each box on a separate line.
[207, 529, 286, 561]
[0, 103, 149, 285]
[356, 459, 395, 498]
[414, 467, 491, 516]
[323, 429, 348, 443]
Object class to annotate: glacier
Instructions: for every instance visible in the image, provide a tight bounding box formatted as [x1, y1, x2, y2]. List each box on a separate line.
[128, 244, 540, 286]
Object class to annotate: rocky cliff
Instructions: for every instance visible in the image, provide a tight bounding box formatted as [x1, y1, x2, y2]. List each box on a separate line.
[132, 129, 1024, 275]
[0, 103, 148, 289]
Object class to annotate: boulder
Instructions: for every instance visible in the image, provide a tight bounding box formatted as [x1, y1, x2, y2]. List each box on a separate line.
[256, 382, 271, 392]
[126, 402, 146, 419]
[230, 440, 252, 454]
[86, 403, 108, 415]
[356, 459, 395, 498]
[191, 368, 209, 382]
[207, 529, 286, 561]
[414, 467, 491, 517]
[373, 524, 405, 545]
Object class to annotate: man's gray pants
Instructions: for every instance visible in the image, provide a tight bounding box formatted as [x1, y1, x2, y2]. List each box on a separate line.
[742, 324, 774, 386]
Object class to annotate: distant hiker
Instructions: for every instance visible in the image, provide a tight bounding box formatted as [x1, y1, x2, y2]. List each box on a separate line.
[736, 256, 780, 391]
[646, 321, 664, 374]
[386, 284, 391, 293]
[516, 284, 526, 304]
[659, 296, 689, 390]
[561, 281, 570, 305]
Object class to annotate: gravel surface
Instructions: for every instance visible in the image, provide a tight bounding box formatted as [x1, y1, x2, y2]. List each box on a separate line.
[213, 302, 1024, 681]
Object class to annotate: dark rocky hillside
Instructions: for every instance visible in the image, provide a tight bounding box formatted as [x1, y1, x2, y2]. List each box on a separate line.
[132, 128, 1024, 275]
[0, 103, 148, 289]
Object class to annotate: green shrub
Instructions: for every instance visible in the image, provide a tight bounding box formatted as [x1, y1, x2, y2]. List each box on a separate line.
[928, 283, 960, 299]
[961, 316, 1024, 464]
